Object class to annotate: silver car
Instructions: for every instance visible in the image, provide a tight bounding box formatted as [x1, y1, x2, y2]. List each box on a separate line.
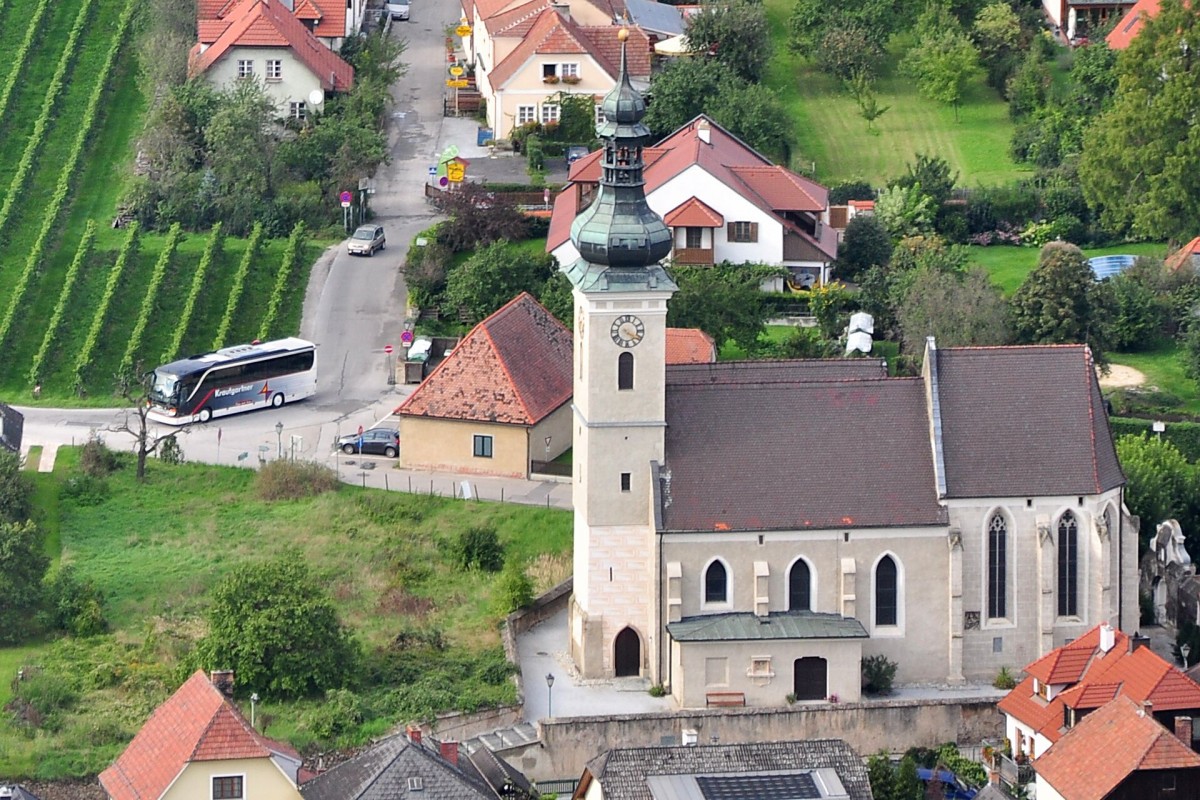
[386, 0, 410, 20]
[348, 224, 385, 256]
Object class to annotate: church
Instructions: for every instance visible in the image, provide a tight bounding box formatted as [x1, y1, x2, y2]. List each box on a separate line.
[561, 32, 1137, 707]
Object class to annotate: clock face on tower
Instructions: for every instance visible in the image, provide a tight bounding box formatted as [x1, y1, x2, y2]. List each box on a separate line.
[610, 314, 645, 348]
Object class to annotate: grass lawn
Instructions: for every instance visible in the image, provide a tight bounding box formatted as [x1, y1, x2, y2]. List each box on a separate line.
[762, 0, 1029, 186]
[970, 242, 1171, 295]
[0, 449, 572, 777]
[719, 324, 795, 360]
[1108, 340, 1200, 416]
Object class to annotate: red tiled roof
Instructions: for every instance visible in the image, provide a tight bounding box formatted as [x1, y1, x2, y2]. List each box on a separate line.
[488, 9, 651, 91]
[1106, 0, 1160, 48]
[487, 0, 552, 37]
[848, 199, 874, 210]
[1000, 625, 1200, 745]
[549, 115, 834, 260]
[664, 197, 724, 228]
[666, 328, 717, 365]
[1033, 697, 1200, 800]
[729, 166, 827, 212]
[191, 0, 353, 91]
[1167, 235, 1200, 272]
[396, 293, 573, 425]
[200, 0, 342, 37]
[100, 671, 299, 800]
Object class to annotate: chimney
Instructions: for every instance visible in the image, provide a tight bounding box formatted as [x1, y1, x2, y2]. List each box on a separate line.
[1099, 623, 1115, 653]
[209, 670, 235, 697]
[406, 724, 422, 745]
[1176, 716, 1194, 747]
[440, 740, 459, 766]
[1130, 631, 1151, 653]
[1141, 700, 1153, 718]
[697, 119, 711, 145]
[551, 1, 570, 20]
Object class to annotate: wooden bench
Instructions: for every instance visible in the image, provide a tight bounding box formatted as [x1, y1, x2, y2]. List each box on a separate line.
[705, 691, 746, 708]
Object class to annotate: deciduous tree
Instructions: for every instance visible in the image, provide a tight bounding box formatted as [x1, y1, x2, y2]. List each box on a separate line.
[1079, 0, 1200, 243]
[444, 241, 557, 324]
[0, 449, 32, 524]
[0, 519, 48, 644]
[836, 215, 893, 282]
[1116, 434, 1197, 551]
[667, 263, 781, 354]
[875, 184, 935, 238]
[435, 182, 531, 253]
[901, 3, 980, 120]
[198, 553, 358, 697]
[897, 266, 1012, 353]
[684, 0, 772, 83]
[1011, 242, 1108, 360]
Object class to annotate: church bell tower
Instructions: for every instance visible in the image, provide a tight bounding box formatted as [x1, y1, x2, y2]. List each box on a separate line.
[564, 29, 676, 680]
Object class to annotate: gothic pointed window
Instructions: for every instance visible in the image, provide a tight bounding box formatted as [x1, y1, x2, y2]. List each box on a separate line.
[875, 555, 898, 626]
[704, 560, 728, 604]
[988, 513, 1007, 619]
[788, 559, 811, 611]
[1058, 511, 1078, 617]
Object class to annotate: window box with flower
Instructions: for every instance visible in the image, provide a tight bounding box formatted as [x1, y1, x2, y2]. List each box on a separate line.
[543, 75, 560, 84]
[562, 75, 581, 84]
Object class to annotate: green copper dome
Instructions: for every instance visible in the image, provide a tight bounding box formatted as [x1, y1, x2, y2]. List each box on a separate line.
[566, 30, 672, 276]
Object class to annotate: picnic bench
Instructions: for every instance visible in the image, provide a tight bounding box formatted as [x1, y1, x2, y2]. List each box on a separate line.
[705, 691, 746, 708]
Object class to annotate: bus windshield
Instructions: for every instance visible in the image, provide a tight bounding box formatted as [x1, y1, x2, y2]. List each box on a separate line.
[150, 370, 180, 403]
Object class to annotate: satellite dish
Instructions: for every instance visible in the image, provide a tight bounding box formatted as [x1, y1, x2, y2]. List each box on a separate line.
[308, 88, 325, 106]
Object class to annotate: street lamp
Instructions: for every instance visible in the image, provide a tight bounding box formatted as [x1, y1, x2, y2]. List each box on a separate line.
[546, 672, 555, 718]
[275, 421, 284, 458]
[250, 692, 260, 728]
[1183, 643, 1192, 670]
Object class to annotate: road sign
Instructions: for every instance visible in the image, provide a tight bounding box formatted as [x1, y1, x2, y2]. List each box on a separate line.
[449, 65, 465, 77]
[384, 344, 394, 355]
[446, 79, 469, 88]
[428, 166, 437, 177]
[455, 24, 472, 36]
[339, 190, 352, 208]
[439, 176, 449, 187]
[401, 329, 414, 344]
[447, 161, 466, 182]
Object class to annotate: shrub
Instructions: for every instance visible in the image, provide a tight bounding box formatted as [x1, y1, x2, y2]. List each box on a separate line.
[649, 684, 667, 698]
[158, 435, 184, 465]
[495, 562, 533, 613]
[256, 460, 340, 501]
[454, 525, 504, 572]
[80, 434, 120, 477]
[829, 180, 875, 205]
[43, 565, 107, 637]
[304, 688, 367, 740]
[862, 653, 897, 695]
[60, 474, 110, 507]
[993, 666, 1017, 689]
[0, 449, 33, 523]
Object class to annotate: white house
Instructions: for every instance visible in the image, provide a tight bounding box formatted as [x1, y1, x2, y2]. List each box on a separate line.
[548, 115, 839, 289]
[191, 0, 354, 120]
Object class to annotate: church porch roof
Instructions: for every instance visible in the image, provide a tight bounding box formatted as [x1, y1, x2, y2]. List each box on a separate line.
[668, 611, 868, 642]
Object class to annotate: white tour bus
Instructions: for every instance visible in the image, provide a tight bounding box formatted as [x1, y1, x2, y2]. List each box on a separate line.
[147, 338, 317, 424]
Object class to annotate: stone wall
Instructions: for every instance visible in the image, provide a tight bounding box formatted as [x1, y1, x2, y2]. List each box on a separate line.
[502, 696, 1005, 782]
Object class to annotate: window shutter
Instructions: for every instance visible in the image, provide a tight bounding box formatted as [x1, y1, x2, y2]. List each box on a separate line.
[750, 222, 759, 242]
[727, 222, 735, 239]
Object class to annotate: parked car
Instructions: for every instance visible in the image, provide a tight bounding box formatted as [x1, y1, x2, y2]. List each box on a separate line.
[386, 0, 409, 20]
[348, 224, 385, 256]
[338, 427, 400, 457]
[565, 145, 589, 167]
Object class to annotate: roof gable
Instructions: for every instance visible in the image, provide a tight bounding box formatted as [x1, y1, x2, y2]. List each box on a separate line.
[299, 734, 494, 800]
[396, 293, 573, 425]
[191, 0, 354, 91]
[1033, 697, 1200, 800]
[1167, 235, 1200, 272]
[665, 328, 716, 365]
[100, 671, 298, 800]
[935, 345, 1124, 498]
[1106, 0, 1160, 48]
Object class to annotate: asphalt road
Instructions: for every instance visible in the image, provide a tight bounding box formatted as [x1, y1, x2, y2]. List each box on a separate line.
[13, 5, 465, 468]
[301, 6, 458, 418]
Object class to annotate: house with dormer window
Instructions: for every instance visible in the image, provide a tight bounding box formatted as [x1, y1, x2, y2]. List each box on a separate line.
[548, 115, 838, 289]
[100, 670, 305, 800]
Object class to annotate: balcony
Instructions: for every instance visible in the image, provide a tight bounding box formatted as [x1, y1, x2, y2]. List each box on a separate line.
[673, 247, 715, 266]
[997, 753, 1034, 788]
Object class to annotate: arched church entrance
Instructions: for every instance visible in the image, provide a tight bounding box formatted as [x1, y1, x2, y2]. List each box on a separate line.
[614, 627, 641, 677]
[793, 657, 827, 701]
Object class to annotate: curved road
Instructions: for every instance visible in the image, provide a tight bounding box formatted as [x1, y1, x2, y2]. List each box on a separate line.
[14, 5, 463, 468]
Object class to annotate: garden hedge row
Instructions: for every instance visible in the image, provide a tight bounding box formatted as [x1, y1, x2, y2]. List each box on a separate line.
[1111, 417, 1200, 463]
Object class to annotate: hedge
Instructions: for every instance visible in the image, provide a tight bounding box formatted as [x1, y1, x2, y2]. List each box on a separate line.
[212, 222, 264, 350]
[27, 220, 96, 386]
[165, 221, 224, 363]
[120, 222, 182, 378]
[1111, 417, 1200, 463]
[73, 222, 140, 393]
[258, 221, 306, 341]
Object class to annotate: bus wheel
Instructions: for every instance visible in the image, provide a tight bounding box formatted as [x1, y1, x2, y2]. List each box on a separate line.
[198, 408, 212, 423]
[271, 393, 285, 408]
